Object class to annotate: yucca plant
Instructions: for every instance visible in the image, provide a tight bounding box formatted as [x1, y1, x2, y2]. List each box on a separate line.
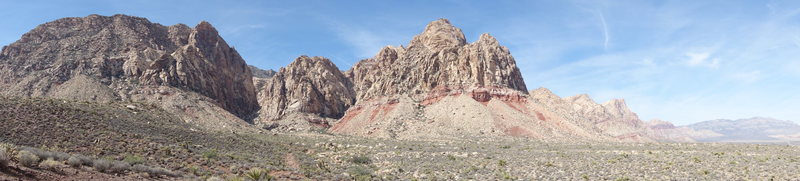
[244, 168, 272, 181]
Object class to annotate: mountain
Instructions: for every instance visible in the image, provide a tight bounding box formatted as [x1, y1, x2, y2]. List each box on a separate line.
[346, 19, 527, 101]
[257, 56, 355, 131]
[687, 117, 800, 143]
[1, 14, 666, 142]
[0, 14, 258, 129]
[321, 19, 653, 141]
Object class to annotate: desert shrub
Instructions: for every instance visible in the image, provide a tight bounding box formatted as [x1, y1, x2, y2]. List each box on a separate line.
[67, 155, 92, 167]
[203, 149, 218, 159]
[447, 154, 457, 161]
[38, 158, 65, 171]
[53, 152, 71, 161]
[347, 166, 372, 181]
[110, 161, 131, 173]
[0, 149, 9, 169]
[22, 148, 50, 160]
[16, 150, 40, 167]
[93, 159, 112, 172]
[497, 160, 508, 167]
[131, 164, 149, 173]
[349, 155, 371, 165]
[244, 167, 272, 181]
[132, 164, 179, 177]
[67, 156, 82, 167]
[123, 154, 145, 165]
[151, 166, 179, 177]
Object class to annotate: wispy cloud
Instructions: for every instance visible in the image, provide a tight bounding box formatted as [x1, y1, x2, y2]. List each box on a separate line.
[596, 9, 610, 50]
[685, 52, 720, 69]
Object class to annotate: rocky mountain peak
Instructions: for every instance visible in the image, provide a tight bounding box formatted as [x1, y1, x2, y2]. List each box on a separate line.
[409, 18, 467, 50]
[477, 33, 499, 45]
[259, 56, 355, 122]
[530, 87, 561, 100]
[346, 19, 527, 101]
[602, 99, 631, 113]
[566, 94, 596, 105]
[0, 14, 258, 120]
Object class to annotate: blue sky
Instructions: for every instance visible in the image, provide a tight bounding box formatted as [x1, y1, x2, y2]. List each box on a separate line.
[1, 0, 799, 125]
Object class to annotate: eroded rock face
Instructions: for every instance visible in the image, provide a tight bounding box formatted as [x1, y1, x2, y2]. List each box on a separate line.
[258, 56, 355, 121]
[0, 14, 258, 119]
[346, 19, 527, 101]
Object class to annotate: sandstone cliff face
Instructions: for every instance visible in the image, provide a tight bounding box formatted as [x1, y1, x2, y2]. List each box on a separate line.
[346, 19, 527, 101]
[0, 14, 258, 119]
[258, 56, 355, 121]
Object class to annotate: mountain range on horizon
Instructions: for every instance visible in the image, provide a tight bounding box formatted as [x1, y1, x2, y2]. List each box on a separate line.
[0, 14, 795, 144]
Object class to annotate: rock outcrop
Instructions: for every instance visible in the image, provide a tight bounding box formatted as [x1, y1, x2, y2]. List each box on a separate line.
[249, 65, 276, 93]
[0, 14, 258, 122]
[346, 19, 527, 101]
[259, 56, 355, 121]
[330, 19, 658, 141]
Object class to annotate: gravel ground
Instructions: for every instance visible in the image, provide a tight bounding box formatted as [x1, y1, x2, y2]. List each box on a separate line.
[278, 134, 800, 180]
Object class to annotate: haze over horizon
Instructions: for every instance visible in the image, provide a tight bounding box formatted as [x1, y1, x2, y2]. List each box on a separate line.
[1, 0, 799, 125]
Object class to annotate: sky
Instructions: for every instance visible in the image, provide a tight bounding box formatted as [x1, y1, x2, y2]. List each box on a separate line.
[1, 0, 799, 125]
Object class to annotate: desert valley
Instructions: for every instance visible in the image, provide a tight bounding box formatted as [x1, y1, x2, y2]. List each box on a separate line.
[0, 13, 798, 180]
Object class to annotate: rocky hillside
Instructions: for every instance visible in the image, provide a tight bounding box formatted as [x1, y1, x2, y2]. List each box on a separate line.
[0, 14, 675, 142]
[323, 19, 654, 141]
[257, 56, 355, 131]
[346, 19, 527, 101]
[0, 14, 258, 127]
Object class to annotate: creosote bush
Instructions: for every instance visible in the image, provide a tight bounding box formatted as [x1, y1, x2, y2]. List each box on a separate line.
[16, 150, 40, 167]
[349, 155, 371, 165]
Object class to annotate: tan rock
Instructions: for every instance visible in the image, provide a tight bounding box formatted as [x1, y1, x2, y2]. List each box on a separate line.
[258, 56, 355, 122]
[346, 18, 527, 101]
[0, 14, 258, 126]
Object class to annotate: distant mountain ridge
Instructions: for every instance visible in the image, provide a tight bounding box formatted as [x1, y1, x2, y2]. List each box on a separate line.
[646, 117, 800, 143]
[688, 117, 800, 142]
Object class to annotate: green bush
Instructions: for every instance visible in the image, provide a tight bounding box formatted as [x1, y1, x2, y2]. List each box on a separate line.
[202, 149, 218, 159]
[123, 154, 145, 165]
[497, 160, 508, 167]
[16, 150, 40, 167]
[349, 155, 371, 165]
[348, 166, 373, 181]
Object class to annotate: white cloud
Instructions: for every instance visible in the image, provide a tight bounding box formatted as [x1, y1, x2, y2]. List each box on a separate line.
[685, 52, 719, 68]
[596, 10, 610, 50]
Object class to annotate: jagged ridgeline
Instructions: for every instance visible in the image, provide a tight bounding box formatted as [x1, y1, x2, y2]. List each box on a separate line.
[0, 14, 259, 127]
[0, 14, 677, 142]
[259, 19, 666, 142]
